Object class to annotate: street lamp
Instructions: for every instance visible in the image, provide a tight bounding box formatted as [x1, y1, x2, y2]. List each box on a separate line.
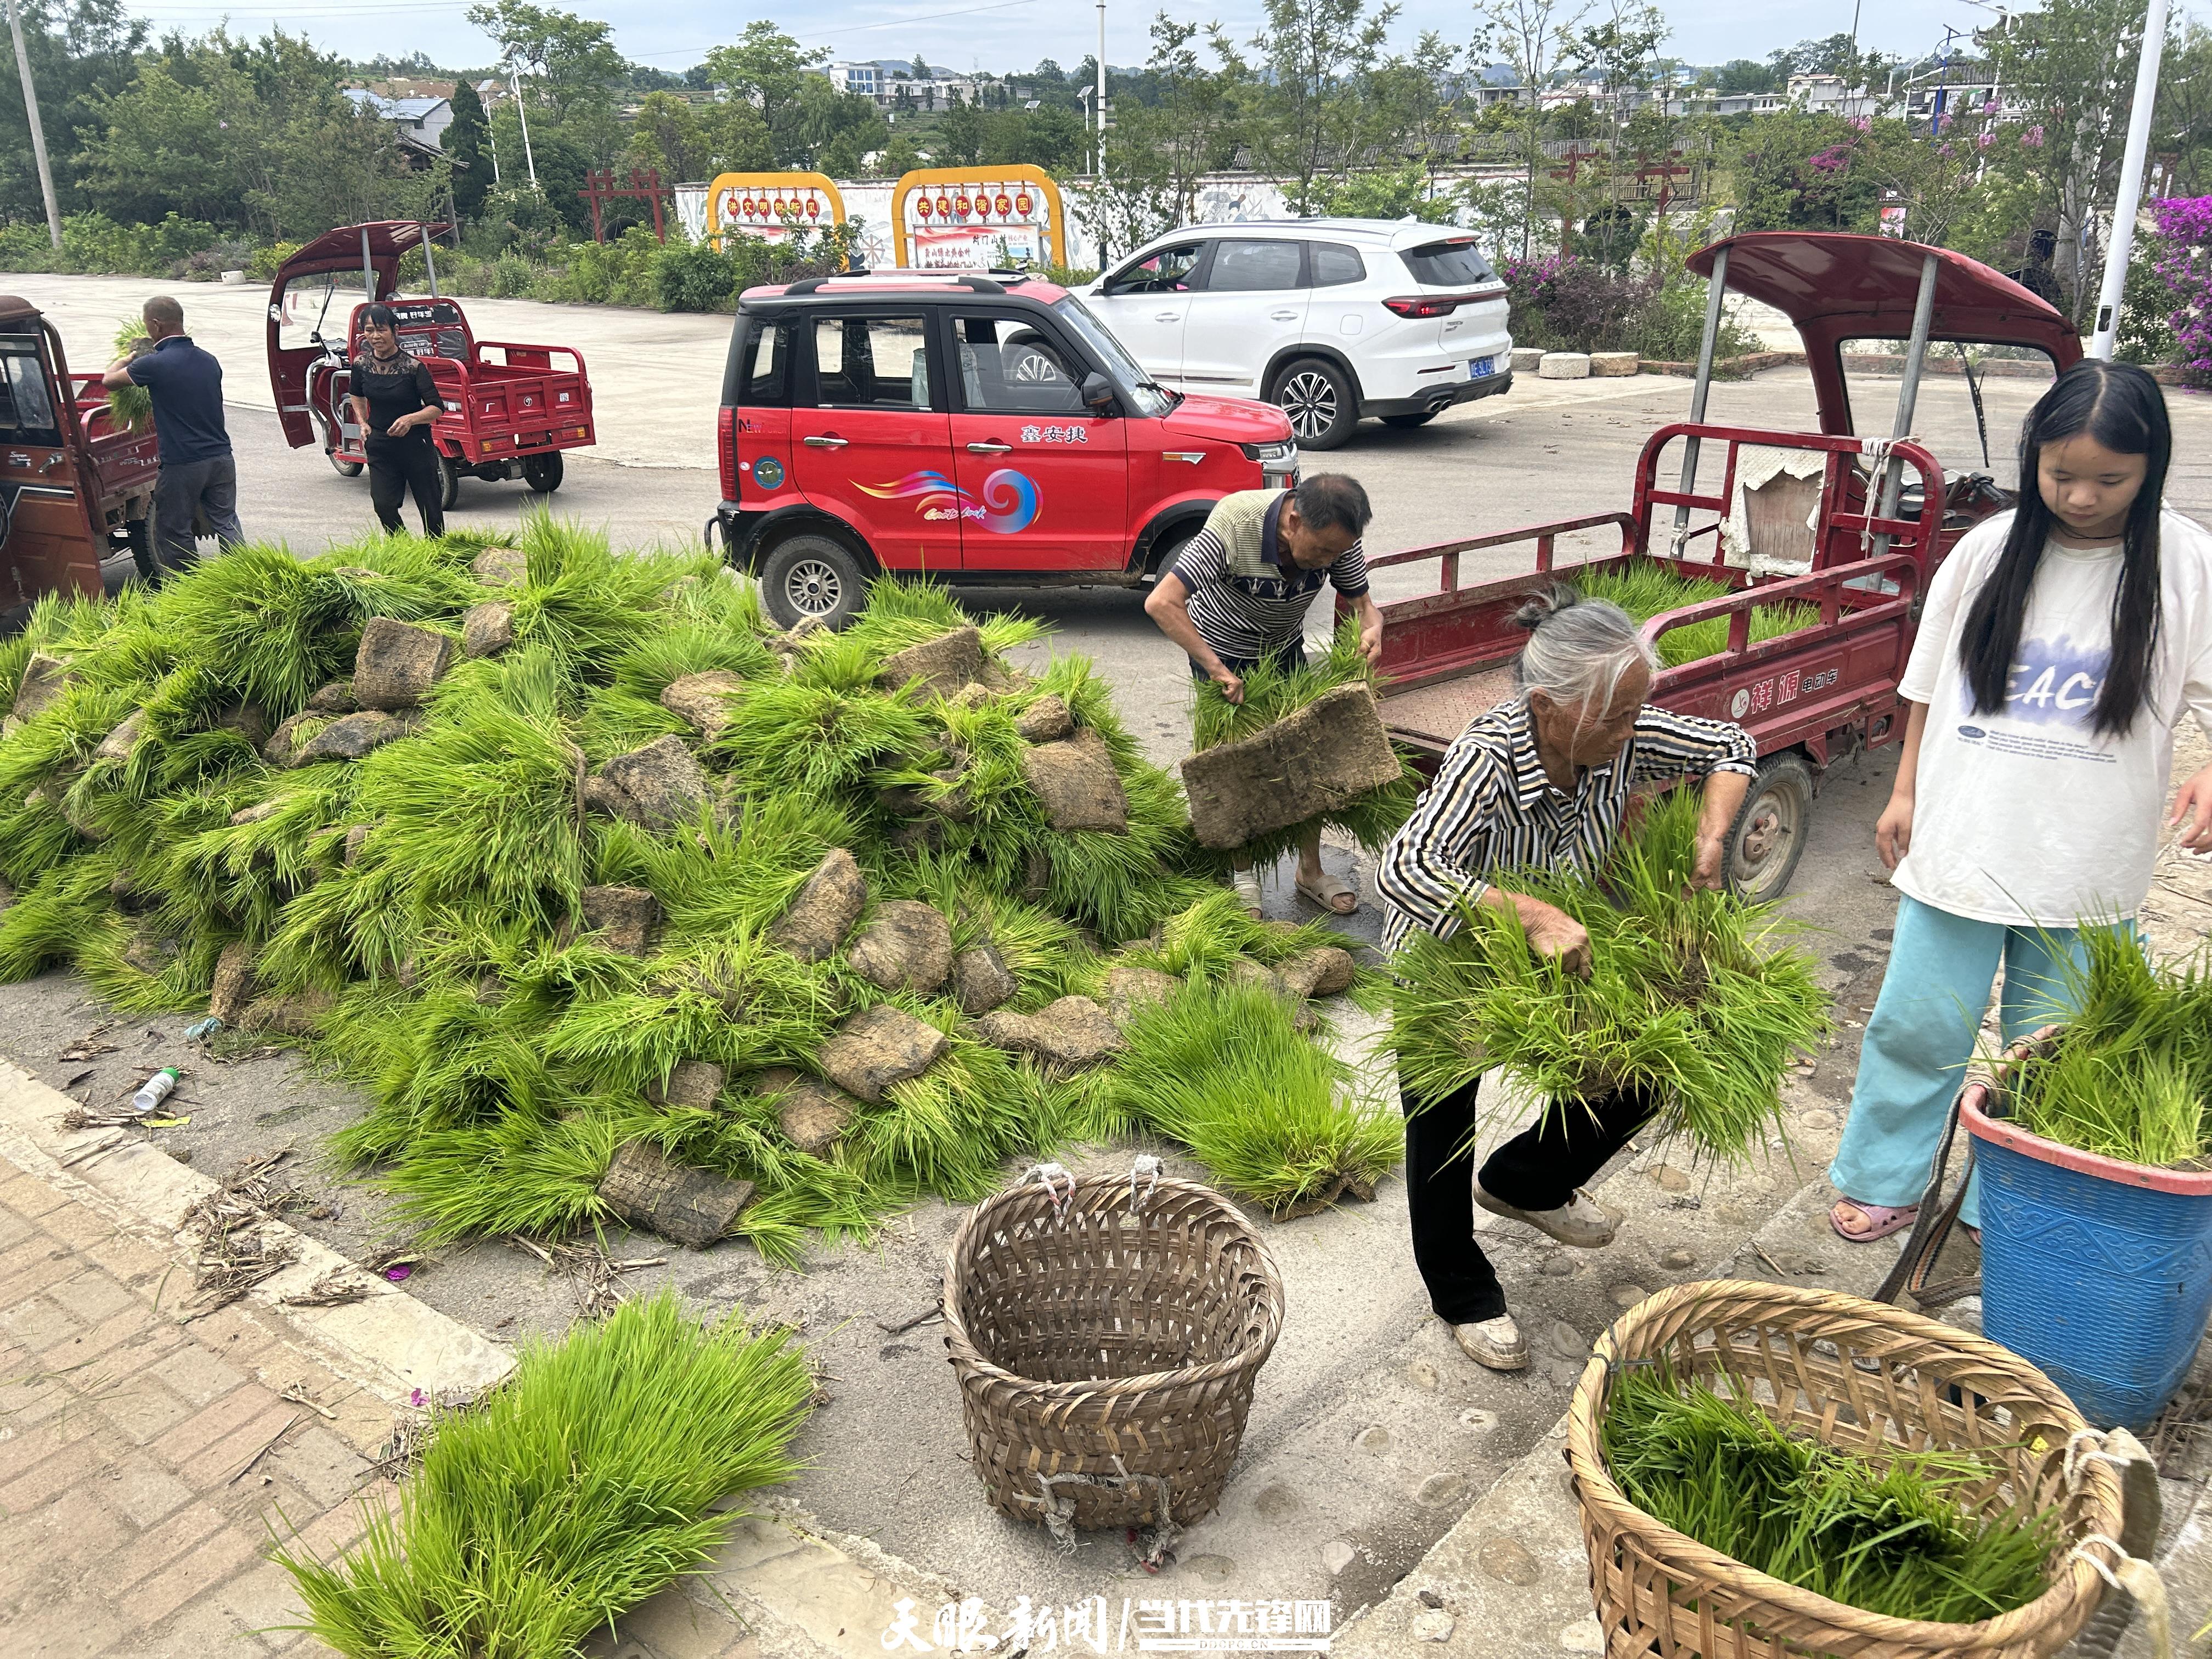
[509, 59, 540, 190]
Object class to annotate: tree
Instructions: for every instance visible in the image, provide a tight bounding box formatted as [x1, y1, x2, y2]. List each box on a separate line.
[704, 22, 828, 167]
[446, 79, 492, 217]
[1568, 0, 1668, 263]
[0, 0, 145, 224]
[464, 0, 624, 156]
[622, 89, 709, 181]
[1231, 0, 1401, 212]
[702, 96, 772, 173]
[1367, 30, 1463, 187]
[1716, 58, 1775, 94]
[1480, 0, 1594, 256]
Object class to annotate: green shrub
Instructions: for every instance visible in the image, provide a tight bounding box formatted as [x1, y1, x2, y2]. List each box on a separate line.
[654, 239, 740, 312]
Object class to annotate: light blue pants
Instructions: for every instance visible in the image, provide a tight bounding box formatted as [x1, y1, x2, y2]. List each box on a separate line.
[1829, 895, 2090, 1230]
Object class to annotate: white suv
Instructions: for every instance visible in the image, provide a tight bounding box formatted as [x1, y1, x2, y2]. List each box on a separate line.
[1085, 219, 1513, 450]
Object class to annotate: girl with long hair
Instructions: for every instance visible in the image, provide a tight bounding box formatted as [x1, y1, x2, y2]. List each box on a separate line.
[1830, 358, 2212, 1244]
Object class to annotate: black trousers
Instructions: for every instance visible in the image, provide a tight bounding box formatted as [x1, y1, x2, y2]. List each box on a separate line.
[366, 431, 445, 537]
[1403, 1071, 1657, 1324]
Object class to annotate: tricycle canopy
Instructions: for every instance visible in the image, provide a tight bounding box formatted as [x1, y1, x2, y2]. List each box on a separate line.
[1686, 232, 2082, 436]
[266, 221, 451, 450]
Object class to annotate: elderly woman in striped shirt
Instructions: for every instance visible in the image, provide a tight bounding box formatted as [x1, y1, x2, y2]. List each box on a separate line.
[1374, 587, 1757, 1372]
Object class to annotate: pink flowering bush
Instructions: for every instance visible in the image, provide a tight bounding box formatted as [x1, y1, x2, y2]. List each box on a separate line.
[2149, 196, 2212, 380]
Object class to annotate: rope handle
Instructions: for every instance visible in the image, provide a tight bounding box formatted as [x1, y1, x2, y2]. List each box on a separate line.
[1129, 1154, 1161, 1216]
[2069, 1533, 2173, 1659]
[1019, 1161, 1074, 1220]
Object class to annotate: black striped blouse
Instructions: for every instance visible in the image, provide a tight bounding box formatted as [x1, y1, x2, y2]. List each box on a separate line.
[1376, 695, 1758, 954]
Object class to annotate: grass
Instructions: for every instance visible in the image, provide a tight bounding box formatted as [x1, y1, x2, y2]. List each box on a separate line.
[1567, 560, 1821, 668]
[1103, 979, 1402, 1216]
[2007, 927, 2212, 1168]
[273, 1290, 813, 1659]
[1391, 788, 1827, 1163]
[1602, 1362, 2056, 1624]
[108, 317, 151, 433]
[1188, 614, 1421, 866]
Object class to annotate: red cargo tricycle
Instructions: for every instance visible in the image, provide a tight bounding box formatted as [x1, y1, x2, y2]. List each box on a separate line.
[1346, 232, 2084, 901]
[266, 221, 596, 511]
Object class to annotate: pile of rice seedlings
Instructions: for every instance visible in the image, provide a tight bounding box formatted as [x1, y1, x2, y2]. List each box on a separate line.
[1188, 614, 1421, 868]
[2006, 927, 2212, 1168]
[1391, 789, 1827, 1163]
[1603, 1363, 2056, 1623]
[275, 1290, 812, 1658]
[1568, 560, 1821, 669]
[0, 520, 1380, 1257]
[1096, 977, 1401, 1217]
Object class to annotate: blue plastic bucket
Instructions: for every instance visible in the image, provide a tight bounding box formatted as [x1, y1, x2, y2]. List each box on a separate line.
[1965, 1079, 2212, 1430]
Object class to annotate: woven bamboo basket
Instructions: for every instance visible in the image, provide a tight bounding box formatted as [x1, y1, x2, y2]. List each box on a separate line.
[1565, 1279, 2125, 1659]
[941, 1167, 1285, 1536]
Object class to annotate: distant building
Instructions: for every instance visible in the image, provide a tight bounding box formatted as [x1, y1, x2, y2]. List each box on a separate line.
[343, 88, 454, 154]
[827, 62, 881, 98]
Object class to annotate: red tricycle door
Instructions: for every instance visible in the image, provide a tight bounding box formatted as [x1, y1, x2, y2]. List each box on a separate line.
[268, 268, 377, 449]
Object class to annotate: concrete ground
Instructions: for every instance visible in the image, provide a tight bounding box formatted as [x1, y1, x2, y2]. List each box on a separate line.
[4, 274, 2212, 1646]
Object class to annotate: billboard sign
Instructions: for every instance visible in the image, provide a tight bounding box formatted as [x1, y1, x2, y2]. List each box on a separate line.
[708, 172, 847, 248]
[890, 166, 1065, 270]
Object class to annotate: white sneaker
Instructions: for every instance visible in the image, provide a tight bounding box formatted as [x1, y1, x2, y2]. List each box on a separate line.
[1476, 1184, 1620, 1248]
[1453, 1314, 1528, 1371]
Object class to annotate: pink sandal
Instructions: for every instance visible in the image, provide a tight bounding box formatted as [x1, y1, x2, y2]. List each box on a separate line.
[1830, 1199, 1918, 1243]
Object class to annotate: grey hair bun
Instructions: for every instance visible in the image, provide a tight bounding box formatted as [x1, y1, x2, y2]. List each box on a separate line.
[1511, 583, 1585, 633]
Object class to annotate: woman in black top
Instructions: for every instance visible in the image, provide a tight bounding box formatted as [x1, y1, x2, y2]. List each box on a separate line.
[349, 303, 445, 536]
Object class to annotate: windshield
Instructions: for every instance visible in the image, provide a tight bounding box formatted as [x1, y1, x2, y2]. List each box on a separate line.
[1838, 337, 2056, 481]
[1052, 294, 1172, 417]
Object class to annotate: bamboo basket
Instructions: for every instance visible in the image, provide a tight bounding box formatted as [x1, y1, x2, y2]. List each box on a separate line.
[1565, 1280, 2124, 1658]
[941, 1167, 1284, 1537]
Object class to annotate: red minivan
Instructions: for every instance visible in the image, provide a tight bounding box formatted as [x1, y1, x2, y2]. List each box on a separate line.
[709, 270, 1300, 629]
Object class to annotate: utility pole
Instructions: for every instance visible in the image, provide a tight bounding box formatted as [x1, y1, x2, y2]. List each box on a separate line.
[1095, 0, 1108, 181]
[5, 0, 62, 250]
[510, 62, 539, 189]
[2087, 0, 2171, 357]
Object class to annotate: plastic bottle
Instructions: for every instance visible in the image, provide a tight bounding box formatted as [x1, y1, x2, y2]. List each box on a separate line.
[130, 1067, 180, 1115]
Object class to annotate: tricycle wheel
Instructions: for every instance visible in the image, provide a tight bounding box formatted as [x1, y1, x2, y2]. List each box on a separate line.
[436, 452, 461, 511]
[522, 453, 564, 493]
[328, 450, 363, 478]
[125, 509, 161, 586]
[760, 533, 866, 631]
[1725, 752, 1814, 903]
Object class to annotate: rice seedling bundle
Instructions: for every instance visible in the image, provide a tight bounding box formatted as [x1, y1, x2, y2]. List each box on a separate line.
[1568, 560, 1820, 668]
[275, 1290, 812, 1659]
[2006, 927, 2212, 1169]
[1392, 789, 1827, 1161]
[107, 317, 153, 433]
[1187, 613, 1421, 867]
[0, 522, 1379, 1257]
[1602, 1363, 2055, 1623]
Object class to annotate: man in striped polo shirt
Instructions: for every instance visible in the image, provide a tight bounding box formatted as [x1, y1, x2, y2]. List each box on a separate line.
[1144, 474, 1383, 915]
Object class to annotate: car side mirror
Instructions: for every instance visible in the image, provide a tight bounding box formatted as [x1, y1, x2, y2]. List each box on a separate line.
[1080, 373, 1116, 414]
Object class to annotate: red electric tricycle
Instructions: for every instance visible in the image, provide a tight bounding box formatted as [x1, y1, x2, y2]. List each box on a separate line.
[266, 221, 596, 511]
[1345, 232, 2084, 901]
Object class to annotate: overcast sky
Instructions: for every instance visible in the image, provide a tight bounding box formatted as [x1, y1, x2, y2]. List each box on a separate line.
[115, 0, 2168, 81]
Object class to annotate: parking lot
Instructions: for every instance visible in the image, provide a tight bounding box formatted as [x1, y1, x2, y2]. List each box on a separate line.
[8, 272, 2212, 1625]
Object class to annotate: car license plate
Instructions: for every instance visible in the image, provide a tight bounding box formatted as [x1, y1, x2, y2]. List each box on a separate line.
[1469, 357, 1493, 379]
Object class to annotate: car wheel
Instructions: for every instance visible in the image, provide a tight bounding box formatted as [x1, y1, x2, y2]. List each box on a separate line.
[522, 453, 564, 493]
[761, 532, 868, 631]
[1725, 752, 1815, 902]
[1380, 411, 1438, 429]
[1144, 529, 1195, 585]
[328, 449, 364, 478]
[436, 451, 461, 511]
[1271, 357, 1357, 450]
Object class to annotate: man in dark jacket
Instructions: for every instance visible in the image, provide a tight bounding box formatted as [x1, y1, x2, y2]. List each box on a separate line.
[100, 295, 244, 569]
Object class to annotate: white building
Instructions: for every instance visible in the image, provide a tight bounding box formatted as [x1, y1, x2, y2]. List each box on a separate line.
[827, 62, 881, 98]
[343, 88, 454, 153]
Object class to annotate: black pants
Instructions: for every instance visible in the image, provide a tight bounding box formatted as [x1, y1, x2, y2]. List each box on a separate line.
[153, 456, 243, 569]
[1404, 1071, 1656, 1324]
[366, 431, 445, 537]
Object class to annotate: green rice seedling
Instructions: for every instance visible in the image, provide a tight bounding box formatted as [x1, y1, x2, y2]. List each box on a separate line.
[1122, 888, 1372, 995]
[496, 517, 703, 691]
[274, 1290, 812, 1659]
[371, 1102, 647, 1242]
[351, 647, 587, 937]
[144, 545, 382, 712]
[0, 856, 128, 980]
[1103, 979, 1402, 1216]
[1391, 789, 1826, 1163]
[1566, 560, 1821, 669]
[107, 317, 152, 432]
[1602, 1363, 2056, 1623]
[834, 575, 1045, 665]
[710, 674, 935, 799]
[881, 852, 1098, 1006]
[2007, 927, 2212, 1167]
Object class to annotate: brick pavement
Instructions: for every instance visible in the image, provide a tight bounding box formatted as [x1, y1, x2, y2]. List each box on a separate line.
[0, 1164, 401, 1658]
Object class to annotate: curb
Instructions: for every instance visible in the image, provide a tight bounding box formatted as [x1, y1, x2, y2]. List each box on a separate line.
[0, 1057, 515, 1404]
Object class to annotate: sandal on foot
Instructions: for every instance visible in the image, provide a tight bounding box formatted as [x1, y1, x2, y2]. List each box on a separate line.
[1295, 871, 1358, 915]
[1230, 869, 1264, 918]
[1831, 1199, 1918, 1243]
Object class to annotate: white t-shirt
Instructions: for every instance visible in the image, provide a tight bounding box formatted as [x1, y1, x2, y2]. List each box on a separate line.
[1893, 507, 2212, 926]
